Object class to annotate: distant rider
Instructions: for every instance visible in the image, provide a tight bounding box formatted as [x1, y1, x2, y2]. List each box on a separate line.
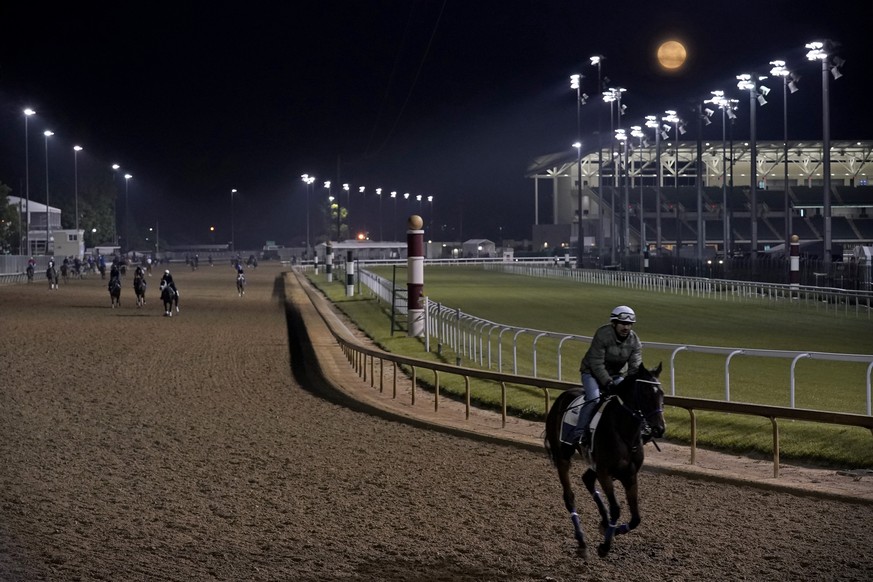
[161, 269, 177, 292]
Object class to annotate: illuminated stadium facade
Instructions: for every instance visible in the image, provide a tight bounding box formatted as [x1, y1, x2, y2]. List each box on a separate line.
[527, 139, 873, 258]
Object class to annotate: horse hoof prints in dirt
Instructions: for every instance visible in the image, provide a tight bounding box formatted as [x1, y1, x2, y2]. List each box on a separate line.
[544, 363, 665, 559]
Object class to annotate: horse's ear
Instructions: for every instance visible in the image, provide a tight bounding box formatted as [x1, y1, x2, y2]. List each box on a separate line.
[653, 362, 663, 377]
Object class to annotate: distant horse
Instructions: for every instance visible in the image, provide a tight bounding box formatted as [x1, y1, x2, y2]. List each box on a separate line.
[46, 266, 59, 290]
[160, 281, 179, 316]
[133, 275, 147, 307]
[108, 277, 122, 308]
[26, 264, 34, 283]
[236, 272, 246, 296]
[99, 264, 106, 279]
[544, 363, 665, 559]
[60, 263, 69, 283]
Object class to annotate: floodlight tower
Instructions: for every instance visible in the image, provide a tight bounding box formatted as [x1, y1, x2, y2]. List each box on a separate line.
[770, 59, 799, 249]
[570, 73, 588, 267]
[630, 125, 646, 267]
[737, 72, 770, 261]
[806, 40, 843, 267]
[705, 91, 739, 260]
[645, 115, 663, 253]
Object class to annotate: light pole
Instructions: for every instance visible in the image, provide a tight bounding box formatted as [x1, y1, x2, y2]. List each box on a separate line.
[111, 164, 121, 245]
[230, 188, 237, 252]
[590, 55, 605, 263]
[770, 60, 798, 250]
[358, 186, 366, 237]
[342, 183, 350, 239]
[631, 125, 645, 267]
[427, 195, 434, 236]
[737, 72, 769, 261]
[73, 146, 82, 240]
[324, 181, 336, 241]
[376, 188, 383, 240]
[706, 91, 739, 260]
[603, 87, 626, 264]
[645, 115, 664, 253]
[124, 173, 132, 253]
[614, 129, 630, 259]
[301, 174, 315, 257]
[806, 40, 843, 268]
[390, 191, 398, 240]
[571, 73, 588, 268]
[24, 108, 35, 255]
[43, 130, 53, 255]
[662, 110, 684, 252]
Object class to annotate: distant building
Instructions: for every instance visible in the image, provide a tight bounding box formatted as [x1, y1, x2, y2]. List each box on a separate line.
[462, 239, 496, 258]
[7, 195, 83, 257]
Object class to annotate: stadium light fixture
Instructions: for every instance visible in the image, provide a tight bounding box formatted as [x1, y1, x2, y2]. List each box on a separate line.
[589, 54, 607, 261]
[44, 130, 53, 255]
[770, 59, 798, 248]
[737, 72, 769, 260]
[806, 40, 843, 266]
[645, 115, 664, 252]
[705, 90, 739, 260]
[570, 72, 588, 267]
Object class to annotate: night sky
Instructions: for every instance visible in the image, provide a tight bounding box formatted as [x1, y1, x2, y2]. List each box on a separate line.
[1, 0, 871, 249]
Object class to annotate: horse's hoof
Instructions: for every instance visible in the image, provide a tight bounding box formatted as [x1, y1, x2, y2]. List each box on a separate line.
[576, 545, 589, 561]
[597, 543, 609, 558]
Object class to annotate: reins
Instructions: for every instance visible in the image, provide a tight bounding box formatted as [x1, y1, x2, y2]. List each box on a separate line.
[608, 378, 663, 451]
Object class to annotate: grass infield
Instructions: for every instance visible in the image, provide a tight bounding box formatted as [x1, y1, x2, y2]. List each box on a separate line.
[308, 265, 873, 468]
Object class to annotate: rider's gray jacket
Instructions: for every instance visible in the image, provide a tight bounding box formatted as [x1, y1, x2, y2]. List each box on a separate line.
[579, 324, 642, 387]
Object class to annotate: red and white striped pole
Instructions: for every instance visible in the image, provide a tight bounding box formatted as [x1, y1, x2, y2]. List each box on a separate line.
[407, 214, 425, 337]
[790, 234, 800, 298]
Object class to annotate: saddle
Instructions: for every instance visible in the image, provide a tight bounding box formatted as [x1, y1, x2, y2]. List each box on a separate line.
[560, 395, 614, 449]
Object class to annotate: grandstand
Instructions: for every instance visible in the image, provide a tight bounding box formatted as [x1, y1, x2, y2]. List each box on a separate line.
[528, 140, 873, 253]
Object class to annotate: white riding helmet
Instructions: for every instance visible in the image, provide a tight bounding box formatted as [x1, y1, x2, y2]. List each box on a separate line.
[610, 305, 636, 324]
[165, 270, 170, 275]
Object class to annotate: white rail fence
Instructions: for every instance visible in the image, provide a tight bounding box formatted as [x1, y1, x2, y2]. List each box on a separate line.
[353, 265, 873, 416]
[484, 262, 873, 319]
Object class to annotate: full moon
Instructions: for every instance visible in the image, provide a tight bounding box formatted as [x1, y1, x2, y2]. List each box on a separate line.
[657, 40, 687, 70]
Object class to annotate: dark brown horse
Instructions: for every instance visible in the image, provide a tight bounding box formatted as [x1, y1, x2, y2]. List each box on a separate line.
[544, 363, 664, 559]
[46, 266, 59, 290]
[133, 275, 147, 307]
[108, 277, 122, 308]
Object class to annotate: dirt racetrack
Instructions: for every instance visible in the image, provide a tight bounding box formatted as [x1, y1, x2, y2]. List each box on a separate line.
[2, 263, 872, 581]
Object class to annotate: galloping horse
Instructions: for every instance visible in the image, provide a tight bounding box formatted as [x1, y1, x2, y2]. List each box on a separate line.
[544, 363, 665, 559]
[108, 277, 122, 308]
[46, 265, 59, 290]
[26, 264, 34, 283]
[160, 280, 179, 316]
[236, 272, 246, 296]
[133, 275, 147, 307]
[60, 263, 69, 283]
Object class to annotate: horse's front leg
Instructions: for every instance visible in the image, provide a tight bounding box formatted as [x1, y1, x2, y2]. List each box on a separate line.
[615, 475, 641, 536]
[556, 457, 587, 555]
[594, 469, 621, 557]
[582, 468, 609, 529]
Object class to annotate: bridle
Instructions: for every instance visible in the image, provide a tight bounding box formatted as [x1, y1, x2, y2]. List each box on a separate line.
[610, 377, 664, 450]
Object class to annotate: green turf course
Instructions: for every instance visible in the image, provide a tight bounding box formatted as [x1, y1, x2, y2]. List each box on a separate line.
[307, 265, 873, 468]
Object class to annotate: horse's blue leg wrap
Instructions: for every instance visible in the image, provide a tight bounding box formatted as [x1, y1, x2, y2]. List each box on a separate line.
[570, 511, 585, 545]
